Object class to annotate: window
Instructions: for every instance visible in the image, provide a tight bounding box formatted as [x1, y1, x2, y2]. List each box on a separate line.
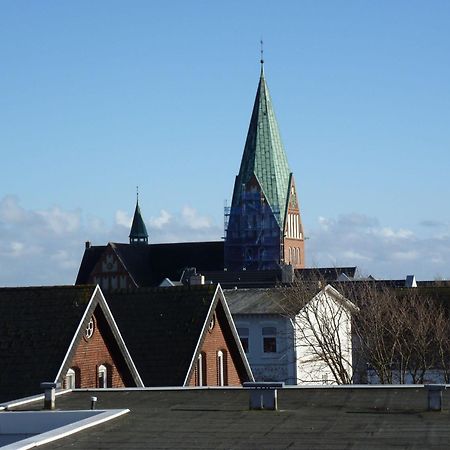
[85, 318, 94, 339]
[217, 350, 227, 386]
[208, 314, 215, 332]
[98, 364, 107, 388]
[262, 327, 277, 353]
[196, 352, 207, 386]
[237, 327, 249, 353]
[65, 368, 76, 389]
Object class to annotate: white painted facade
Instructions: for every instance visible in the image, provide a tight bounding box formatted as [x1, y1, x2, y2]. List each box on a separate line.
[227, 285, 354, 385]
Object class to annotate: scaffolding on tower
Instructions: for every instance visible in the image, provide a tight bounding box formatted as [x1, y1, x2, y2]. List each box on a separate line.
[224, 190, 282, 271]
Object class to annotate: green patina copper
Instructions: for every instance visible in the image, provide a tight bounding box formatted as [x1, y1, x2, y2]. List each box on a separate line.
[232, 66, 291, 227]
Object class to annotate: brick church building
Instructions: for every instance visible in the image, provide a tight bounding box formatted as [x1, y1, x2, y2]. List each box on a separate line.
[76, 61, 305, 288]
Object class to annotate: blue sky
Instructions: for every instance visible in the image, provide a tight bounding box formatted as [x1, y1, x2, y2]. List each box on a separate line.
[1, 1, 450, 284]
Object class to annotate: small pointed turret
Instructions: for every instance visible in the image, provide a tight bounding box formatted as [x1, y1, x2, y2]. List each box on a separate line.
[129, 189, 148, 245]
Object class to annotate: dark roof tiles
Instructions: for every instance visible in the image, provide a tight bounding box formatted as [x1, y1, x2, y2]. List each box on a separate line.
[106, 285, 218, 386]
[0, 285, 96, 403]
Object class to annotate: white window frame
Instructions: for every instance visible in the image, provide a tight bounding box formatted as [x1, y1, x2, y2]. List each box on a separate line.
[98, 364, 107, 388]
[65, 368, 76, 389]
[217, 350, 225, 386]
[197, 353, 206, 386]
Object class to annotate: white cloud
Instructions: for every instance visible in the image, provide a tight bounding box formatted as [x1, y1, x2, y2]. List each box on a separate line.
[36, 207, 81, 234]
[1, 195, 449, 285]
[0, 195, 28, 223]
[115, 210, 132, 228]
[181, 206, 212, 229]
[0, 196, 223, 286]
[308, 213, 450, 280]
[150, 210, 171, 229]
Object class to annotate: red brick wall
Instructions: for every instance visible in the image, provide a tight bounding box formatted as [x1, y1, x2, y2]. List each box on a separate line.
[64, 310, 126, 389]
[284, 237, 305, 269]
[188, 305, 243, 387]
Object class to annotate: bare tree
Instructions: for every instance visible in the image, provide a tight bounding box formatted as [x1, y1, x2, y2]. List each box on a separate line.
[280, 276, 355, 385]
[343, 281, 450, 384]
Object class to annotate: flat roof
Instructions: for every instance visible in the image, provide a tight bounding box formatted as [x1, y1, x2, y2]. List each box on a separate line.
[9, 386, 450, 449]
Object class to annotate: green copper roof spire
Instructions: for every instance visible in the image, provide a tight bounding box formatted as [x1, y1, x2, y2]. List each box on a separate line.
[231, 62, 291, 227]
[129, 187, 148, 245]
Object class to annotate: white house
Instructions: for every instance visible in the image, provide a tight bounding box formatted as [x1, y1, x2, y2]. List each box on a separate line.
[225, 284, 355, 385]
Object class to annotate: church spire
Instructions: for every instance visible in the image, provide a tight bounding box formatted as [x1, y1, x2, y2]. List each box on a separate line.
[129, 187, 148, 245]
[231, 59, 291, 228]
[225, 57, 304, 271]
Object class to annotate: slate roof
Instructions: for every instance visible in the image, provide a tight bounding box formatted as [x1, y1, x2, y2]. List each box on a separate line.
[203, 269, 282, 288]
[16, 387, 450, 449]
[106, 285, 251, 386]
[224, 284, 349, 316]
[0, 285, 143, 403]
[294, 266, 358, 281]
[75, 245, 106, 284]
[75, 241, 224, 287]
[231, 65, 292, 227]
[202, 266, 358, 289]
[0, 286, 96, 403]
[225, 288, 287, 314]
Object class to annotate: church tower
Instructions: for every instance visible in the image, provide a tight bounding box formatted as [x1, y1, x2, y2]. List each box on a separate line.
[224, 60, 304, 270]
[129, 191, 148, 245]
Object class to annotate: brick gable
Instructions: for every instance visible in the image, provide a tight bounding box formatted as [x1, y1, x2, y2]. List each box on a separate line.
[64, 305, 133, 389]
[189, 302, 243, 386]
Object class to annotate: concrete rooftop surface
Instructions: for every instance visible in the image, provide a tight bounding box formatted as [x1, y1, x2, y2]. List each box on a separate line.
[10, 386, 450, 449]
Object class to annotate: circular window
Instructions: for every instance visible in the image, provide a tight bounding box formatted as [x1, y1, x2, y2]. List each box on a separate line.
[85, 318, 95, 339]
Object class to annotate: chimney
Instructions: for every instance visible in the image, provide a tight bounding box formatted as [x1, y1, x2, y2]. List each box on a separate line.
[243, 382, 284, 410]
[405, 275, 417, 288]
[190, 274, 205, 285]
[40, 382, 60, 410]
[85, 241, 91, 249]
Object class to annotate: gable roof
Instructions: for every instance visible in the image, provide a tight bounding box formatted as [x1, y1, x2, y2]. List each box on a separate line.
[225, 284, 354, 316]
[76, 241, 224, 287]
[231, 66, 291, 227]
[75, 245, 106, 284]
[106, 285, 252, 386]
[0, 285, 142, 403]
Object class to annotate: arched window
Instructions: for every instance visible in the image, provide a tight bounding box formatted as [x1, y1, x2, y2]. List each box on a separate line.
[217, 350, 227, 386]
[196, 352, 207, 386]
[65, 368, 76, 389]
[98, 364, 108, 388]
